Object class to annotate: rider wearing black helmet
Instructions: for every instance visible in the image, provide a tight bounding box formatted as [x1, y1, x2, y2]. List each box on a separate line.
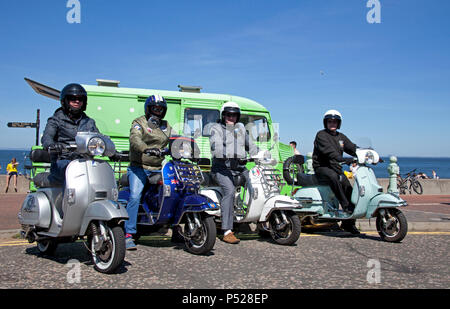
[312, 109, 359, 234]
[42, 83, 99, 184]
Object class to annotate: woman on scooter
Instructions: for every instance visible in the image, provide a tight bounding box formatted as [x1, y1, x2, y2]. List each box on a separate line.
[41, 83, 99, 185]
[312, 109, 360, 234]
[125, 95, 181, 250]
[209, 101, 259, 244]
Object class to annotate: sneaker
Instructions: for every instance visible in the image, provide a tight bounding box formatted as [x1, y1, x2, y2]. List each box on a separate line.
[223, 232, 240, 244]
[125, 235, 137, 250]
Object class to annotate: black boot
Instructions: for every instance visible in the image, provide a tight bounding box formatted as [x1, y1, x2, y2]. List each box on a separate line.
[341, 220, 360, 235]
[171, 225, 185, 244]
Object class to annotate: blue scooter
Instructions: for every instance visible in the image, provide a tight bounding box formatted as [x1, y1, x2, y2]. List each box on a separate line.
[118, 137, 217, 255]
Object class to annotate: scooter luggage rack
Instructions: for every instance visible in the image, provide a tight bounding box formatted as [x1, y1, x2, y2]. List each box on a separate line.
[261, 167, 282, 196]
[173, 161, 204, 189]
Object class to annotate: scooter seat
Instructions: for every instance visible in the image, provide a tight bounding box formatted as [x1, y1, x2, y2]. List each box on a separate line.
[233, 175, 247, 187]
[201, 172, 246, 188]
[33, 172, 63, 188]
[30, 149, 51, 163]
[201, 172, 217, 186]
[148, 173, 162, 185]
[296, 173, 320, 187]
[118, 172, 162, 187]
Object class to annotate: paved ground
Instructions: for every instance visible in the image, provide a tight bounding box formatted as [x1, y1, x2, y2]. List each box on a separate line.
[0, 193, 448, 290]
[0, 231, 448, 289]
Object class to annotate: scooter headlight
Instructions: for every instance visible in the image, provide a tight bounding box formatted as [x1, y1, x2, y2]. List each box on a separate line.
[88, 137, 106, 156]
[365, 151, 374, 165]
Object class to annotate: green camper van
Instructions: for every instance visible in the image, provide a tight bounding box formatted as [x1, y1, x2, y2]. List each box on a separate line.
[25, 78, 297, 193]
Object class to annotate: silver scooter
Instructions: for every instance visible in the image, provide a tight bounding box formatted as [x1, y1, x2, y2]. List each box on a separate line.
[18, 132, 129, 274]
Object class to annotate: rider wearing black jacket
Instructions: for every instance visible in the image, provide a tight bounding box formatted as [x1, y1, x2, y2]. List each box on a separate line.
[312, 110, 359, 234]
[41, 83, 99, 183]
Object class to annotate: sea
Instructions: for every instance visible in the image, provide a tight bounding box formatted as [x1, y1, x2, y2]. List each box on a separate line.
[1, 149, 449, 179]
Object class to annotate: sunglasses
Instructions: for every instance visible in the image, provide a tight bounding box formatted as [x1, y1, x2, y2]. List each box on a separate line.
[66, 95, 85, 102]
[224, 112, 238, 118]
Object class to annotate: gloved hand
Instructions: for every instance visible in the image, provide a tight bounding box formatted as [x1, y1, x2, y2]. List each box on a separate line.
[48, 143, 66, 154]
[108, 151, 122, 162]
[144, 148, 161, 157]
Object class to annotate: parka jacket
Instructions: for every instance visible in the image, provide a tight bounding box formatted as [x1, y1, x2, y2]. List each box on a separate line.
[129, 115, 172, 171]
[41, 107, 99, 160]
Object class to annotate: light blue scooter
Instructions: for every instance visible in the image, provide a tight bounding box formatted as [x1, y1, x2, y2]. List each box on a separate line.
[291, 149, 408, 242]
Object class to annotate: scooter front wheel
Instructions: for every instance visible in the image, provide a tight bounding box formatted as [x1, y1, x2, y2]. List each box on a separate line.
[376, 209, 408, 242]
[269, 211, 301, 246]
[184, 214, 216, 255]
[88, 223, 125, 274]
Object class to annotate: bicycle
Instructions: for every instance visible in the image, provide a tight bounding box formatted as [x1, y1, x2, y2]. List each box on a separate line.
[397, 169, 423, 195]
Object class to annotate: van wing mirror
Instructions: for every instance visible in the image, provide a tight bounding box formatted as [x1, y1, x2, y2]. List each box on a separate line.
[24, 77, 60, 101]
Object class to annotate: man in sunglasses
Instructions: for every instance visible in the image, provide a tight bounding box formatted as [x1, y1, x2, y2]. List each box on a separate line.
[42, 83, 99, 184]
[209, 101, 258, 244]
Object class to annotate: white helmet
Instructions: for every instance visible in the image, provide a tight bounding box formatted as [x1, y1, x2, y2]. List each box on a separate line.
[220, 101, 241, 123]
[323, 109, 342, 129]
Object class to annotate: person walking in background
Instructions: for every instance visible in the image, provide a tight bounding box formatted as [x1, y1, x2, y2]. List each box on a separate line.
[289, 141, 301, 155]
[5, 158, 19, 193]
[432, 170, 439, 179]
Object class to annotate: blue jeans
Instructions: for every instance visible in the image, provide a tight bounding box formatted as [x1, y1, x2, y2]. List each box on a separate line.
[49, 159, 71, 185]
[124, 166, 160, 235]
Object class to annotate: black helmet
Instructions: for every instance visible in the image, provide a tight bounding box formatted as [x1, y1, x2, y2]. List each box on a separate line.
[145, 95, 167, 120]
[60, 83, 87, 116]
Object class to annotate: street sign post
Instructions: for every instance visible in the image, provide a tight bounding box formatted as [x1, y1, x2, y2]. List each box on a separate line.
[7, 109, 40, 146]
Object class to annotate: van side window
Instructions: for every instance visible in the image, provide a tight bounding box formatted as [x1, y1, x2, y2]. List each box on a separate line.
[240, 114, 271, 142]
[184, 108, 220, 137]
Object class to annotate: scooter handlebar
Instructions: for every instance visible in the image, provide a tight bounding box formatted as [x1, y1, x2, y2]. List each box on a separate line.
[47, 143, 76, 154]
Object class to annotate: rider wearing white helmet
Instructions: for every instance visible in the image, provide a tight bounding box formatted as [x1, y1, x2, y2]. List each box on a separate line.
[312, 109, 359, 234]
[209, 101, 258, 244]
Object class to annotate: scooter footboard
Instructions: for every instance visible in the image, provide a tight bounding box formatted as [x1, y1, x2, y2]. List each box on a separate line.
[79, 200, 129, 235]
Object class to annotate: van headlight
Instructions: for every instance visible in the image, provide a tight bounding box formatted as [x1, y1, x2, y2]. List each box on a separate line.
[88, 137, 106, 156]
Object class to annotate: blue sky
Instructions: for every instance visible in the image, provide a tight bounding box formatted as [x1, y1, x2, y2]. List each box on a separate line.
[0, 0, 449, 156]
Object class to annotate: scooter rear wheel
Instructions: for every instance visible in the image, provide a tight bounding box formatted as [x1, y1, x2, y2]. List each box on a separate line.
[376, 209, 408, 242]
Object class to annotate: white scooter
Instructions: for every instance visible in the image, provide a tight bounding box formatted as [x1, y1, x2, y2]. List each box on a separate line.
[201, 150, 302, 245]
[18, 132, 129, 273]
